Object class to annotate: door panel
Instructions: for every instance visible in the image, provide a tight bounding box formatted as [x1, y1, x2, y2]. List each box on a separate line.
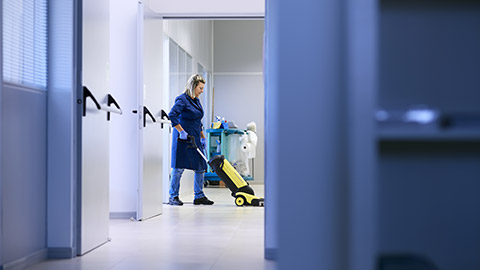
[79, 0, 110, 255]
[140, 9, 164, 220]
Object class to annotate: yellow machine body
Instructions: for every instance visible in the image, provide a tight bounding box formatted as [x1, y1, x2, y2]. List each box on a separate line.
[222, 158, 248, 189]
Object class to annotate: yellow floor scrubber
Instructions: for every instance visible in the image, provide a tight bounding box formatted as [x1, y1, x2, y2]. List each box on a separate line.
[186, 136, 264, 207]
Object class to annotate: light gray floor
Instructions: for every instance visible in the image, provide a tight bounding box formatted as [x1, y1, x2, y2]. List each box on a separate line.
[26, 184, 276, 270]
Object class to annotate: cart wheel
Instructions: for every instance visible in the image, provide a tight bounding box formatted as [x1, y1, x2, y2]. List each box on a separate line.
[235, 195, 245, 207]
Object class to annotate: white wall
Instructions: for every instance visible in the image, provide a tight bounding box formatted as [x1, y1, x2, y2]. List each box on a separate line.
[213, 20, 265, 182]
[214, 21, 264, 72]
[163, 20, 213, 72]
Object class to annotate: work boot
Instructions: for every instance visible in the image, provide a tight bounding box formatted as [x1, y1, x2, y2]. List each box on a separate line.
[193, 196, 214, 205]
[169, 196, 184, 206]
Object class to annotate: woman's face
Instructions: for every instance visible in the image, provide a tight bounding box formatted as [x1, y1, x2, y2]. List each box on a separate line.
[194, 82, 205, 98]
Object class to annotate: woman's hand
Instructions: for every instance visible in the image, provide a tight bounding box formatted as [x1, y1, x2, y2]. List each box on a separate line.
[201, 138, 207, 150]
[179, 130, 188, 140]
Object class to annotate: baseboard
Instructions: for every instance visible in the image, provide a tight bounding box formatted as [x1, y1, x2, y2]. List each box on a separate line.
[110, 211, 136, 219]
[48, 247, 75, 259]
[265, 248, 278, 261]
[3, 249, 48, 270]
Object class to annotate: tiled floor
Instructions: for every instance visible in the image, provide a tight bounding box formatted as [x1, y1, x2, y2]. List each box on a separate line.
[26, 184, 276, 270]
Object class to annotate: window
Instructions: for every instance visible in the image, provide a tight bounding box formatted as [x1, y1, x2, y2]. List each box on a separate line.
[168, 39, 193, 105]
[169, 39, 178, 106]
[3, 0, 48, 89]
[198, 63, 212, 128]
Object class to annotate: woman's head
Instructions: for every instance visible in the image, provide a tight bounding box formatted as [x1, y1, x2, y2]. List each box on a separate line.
[185, 74, 206, 99]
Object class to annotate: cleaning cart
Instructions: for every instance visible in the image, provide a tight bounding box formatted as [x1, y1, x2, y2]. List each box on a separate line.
[205, 128, 254, 184]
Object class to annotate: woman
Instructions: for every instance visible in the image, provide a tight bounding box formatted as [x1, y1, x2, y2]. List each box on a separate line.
[168, 74, 214, 206]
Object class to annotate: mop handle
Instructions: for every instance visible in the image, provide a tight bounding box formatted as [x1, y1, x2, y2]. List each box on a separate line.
[196, 147, 209, 163]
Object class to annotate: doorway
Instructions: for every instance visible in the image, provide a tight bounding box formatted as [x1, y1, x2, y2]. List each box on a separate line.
[161, 19, 265, 203]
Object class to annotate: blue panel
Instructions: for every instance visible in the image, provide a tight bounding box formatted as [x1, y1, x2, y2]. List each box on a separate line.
[266, 0, 350, 269]
[2, 86, 47, 263]
[380, 0, 480, 111]
[379, 141, 480, 269]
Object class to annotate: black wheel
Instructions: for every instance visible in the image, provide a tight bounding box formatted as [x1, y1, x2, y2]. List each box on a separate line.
[235, 195, 246, 206]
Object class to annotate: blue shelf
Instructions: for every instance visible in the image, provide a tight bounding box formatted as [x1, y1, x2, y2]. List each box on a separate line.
[206, 128, 245, 135]
[205, 128, 254, 182]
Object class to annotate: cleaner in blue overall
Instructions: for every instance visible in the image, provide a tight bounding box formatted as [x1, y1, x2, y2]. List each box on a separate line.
[168, 74, 214, 206]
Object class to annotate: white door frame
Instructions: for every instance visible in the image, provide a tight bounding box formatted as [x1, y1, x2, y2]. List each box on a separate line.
[160, 15, 264, 204]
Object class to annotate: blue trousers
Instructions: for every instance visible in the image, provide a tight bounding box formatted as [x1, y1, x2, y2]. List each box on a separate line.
[169, 168, 206, 200]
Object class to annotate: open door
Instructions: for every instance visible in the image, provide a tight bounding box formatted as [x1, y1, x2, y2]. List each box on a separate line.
[79, 0, 110, 255]
[139, 5, 165, 220]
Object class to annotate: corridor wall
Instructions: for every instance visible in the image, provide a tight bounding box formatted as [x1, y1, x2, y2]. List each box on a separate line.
[2, 0, 80, 267]
[2, 84, 47, 267]
[213, 20, 265, 183]
[2, 0, 48, 267]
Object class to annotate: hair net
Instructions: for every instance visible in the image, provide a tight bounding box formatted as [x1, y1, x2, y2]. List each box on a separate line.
[185, 74, 206, 98]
